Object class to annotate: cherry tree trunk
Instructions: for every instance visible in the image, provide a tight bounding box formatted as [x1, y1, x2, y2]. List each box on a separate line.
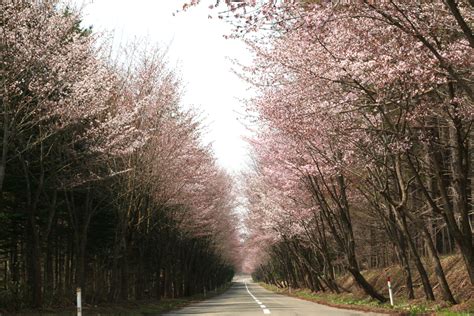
[396, 211, 435, 300]
[448, 116, 473, 285]
[347, 265, 386, 303]
[422, 228, 456, 304]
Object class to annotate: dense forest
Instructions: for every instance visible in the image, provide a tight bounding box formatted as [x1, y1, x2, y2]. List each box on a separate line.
[241, 0, 473, 306]
[0, 1, 239, 310]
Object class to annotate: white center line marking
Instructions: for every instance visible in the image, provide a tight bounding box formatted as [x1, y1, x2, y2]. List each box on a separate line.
[245, 282, 271, 315]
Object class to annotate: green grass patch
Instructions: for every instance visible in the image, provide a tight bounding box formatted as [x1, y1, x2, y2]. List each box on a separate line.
[259, 282, 472, 315]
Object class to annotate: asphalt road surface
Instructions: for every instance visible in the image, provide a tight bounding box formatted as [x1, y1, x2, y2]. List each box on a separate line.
[164, 276, 383, 316]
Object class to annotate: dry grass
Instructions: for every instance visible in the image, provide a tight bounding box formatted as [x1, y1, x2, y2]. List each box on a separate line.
[262, 254, 474, 315]
[339, 254, 473, 303]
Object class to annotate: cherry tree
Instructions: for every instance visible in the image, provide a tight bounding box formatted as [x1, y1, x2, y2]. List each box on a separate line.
[241, 0, 472, 304]
[1, 1, 241, 308]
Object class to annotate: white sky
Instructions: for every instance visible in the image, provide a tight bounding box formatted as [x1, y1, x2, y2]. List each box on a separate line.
[76, 0, 253, 173]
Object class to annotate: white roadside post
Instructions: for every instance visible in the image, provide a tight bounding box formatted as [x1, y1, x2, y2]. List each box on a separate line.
[76, 287, 82, 316]
[387, 277, 394, 306]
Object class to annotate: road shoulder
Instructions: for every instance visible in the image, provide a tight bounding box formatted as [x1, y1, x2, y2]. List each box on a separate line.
[258, 283, 472, 315]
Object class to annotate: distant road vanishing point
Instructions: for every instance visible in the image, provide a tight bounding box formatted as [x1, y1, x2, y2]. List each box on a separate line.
[164, 276, 383, 316]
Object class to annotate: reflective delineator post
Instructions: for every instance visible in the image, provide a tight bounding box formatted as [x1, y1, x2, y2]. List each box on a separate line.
[387, 277, 394, 306]
[76, 287, 82, 316]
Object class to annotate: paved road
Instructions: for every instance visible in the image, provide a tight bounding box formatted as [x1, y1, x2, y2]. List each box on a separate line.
[164, 277, 383, 316]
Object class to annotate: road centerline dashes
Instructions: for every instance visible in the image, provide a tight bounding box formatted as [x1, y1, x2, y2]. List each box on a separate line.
[245, 282, 271, 314]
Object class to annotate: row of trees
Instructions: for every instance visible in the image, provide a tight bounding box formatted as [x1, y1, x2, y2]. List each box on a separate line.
[241, 0, 473, 305]
[0, 1, 239, 310]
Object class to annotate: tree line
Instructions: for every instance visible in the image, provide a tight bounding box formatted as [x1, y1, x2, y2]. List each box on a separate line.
[240, 0, 473, 305]
[0, 1, 239, 310]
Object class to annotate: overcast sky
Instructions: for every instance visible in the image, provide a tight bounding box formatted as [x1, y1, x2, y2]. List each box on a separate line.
[76, 0, 253, 173]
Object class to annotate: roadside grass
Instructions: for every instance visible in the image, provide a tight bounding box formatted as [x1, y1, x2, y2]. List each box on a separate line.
[8, 283, 232, 316]
[259, 283, 473, 315]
